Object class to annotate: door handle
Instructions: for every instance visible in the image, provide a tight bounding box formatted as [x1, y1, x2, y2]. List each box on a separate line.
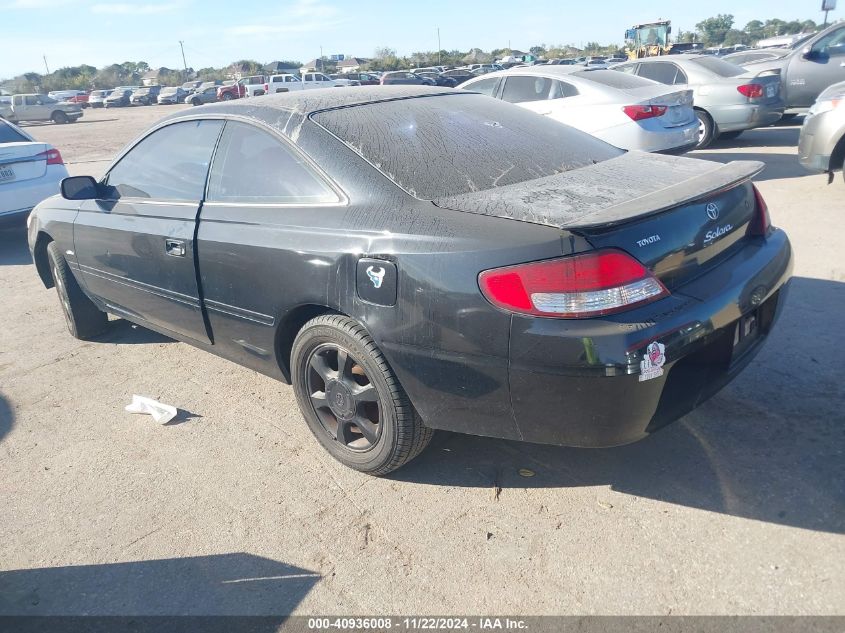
[165, 239, 186, 257]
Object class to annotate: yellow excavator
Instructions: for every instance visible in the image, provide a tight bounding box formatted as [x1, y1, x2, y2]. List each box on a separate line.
[624, 20, 706, 59]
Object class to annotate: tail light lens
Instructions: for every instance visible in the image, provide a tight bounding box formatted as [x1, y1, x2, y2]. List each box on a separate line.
[478, 250, 669, 319]
[263, 83, 269, 92]
[37, 149, 63, 165]
[749, 184, 771, 236]
[737, 84, 764, 99]
[622, 105, 667, 121]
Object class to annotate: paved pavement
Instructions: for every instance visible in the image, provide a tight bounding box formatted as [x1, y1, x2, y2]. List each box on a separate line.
[0, 106, 842, 616]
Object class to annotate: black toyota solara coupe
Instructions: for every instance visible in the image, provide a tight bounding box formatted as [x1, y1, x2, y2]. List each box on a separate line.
[28, 86, 792, 474]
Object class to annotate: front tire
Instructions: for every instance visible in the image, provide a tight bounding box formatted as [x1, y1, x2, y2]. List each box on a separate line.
[291, 314, 433, 475]
[191, 99, 201, 106]
[222, 93, 234, 100]
[695, 110, 715, 149]
[47, 242, 107, 340]
[52, 111, 68, 124]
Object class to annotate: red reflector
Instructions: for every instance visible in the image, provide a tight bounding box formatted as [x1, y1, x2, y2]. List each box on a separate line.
[37, 149, 63, 165]
[478, 250, 669, 319]
[622, 105, 668, 121]
[749, 184, 771, 236]
[737, 84, 764, 99]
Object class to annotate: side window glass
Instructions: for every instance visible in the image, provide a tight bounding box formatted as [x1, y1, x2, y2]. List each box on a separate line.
[103, 120, 223, 201]
[616, 64, 637, 75]
[814, 27, 845, 56]
[206, 121, 339, 205]
[550, 80, 579, 99]
[501, 76, 555, 103]
[25, 96, 38, 106]
[674, 66, 689, 84]
[466, 77, 499, 97]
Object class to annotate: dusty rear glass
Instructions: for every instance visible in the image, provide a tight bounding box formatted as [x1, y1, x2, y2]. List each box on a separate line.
[690, 56, 745, 77]
[311, 93, 622, 199]
[575, 70, 657, 89]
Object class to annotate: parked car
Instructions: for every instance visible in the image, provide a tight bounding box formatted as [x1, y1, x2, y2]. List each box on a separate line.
[47, 90, 84, 102]
[186, 86, 219, 106]
[264, 74, 307, 94]
[301, 72, 349, 87]
[0, 94, 83, 124]
[416, 72, 458, 87]
[583, 60, 610, 69]
[722, 49, 790, 67]
[181, 81, 203, 95]
[742, 21, 845, 117]
[28, 86, 792, 474]
[130, 85, 162, 106]
[157, 87, 187, 104]
[439, 69, 477, 85]
[613, 55, 784, 148]
[103, 89, 133, 108]
[798, 81, 845, 182]
[332, 72, 380, 86]
[217, 81, 246, 101]
[461, 67, 698, 153]
[379, 71, 430, 85]
[66, 92, 90, 108]
[0, 118, 68, 227]
[88, 90, 113, 108]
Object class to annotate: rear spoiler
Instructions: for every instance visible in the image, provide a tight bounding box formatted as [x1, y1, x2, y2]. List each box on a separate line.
[433, 151, 764, 230]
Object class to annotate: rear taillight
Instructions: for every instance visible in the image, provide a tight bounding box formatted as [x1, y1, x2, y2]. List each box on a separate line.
[622, 105, 667, 121]
[37, 149, 63, 165]
[749, 184, 771, 236]
[737, 84, 764, 99]
[263, 83, 268, 92]
[478, 250, 669, 319]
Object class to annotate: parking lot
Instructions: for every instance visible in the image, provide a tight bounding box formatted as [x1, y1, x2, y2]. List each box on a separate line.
[0, 104, 843, 616]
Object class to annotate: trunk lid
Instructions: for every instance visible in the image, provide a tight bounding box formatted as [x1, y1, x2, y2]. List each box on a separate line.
[0, 142, 49, 184]
[736, 71, 782, 105]
[621, 86, 695, 128]
[433, 151, 763, 289]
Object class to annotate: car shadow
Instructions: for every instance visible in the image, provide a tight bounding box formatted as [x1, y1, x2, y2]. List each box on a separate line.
[0, 393, 13, 445]
[98, 319, 174, 346]
[0, 226, 32, 265]
[394, 276, 845, 535]
[0, 552, 319, 621]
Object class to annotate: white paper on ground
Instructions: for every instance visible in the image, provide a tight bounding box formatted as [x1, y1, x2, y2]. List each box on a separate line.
[125, 394, 177, 424]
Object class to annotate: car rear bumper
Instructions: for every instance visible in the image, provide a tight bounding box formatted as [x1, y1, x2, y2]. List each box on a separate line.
[507, 229, 793, 447]
[599, 120, 699, 153]
[710, 102, 784, 132]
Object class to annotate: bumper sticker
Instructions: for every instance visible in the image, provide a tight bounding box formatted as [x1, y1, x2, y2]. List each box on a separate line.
[639, 341, 666, 382]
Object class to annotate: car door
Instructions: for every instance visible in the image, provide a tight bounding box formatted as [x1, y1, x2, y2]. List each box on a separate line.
[788, 25, 845, 108]
[196, 120, 344, 373]
[73, 119, 224, 343]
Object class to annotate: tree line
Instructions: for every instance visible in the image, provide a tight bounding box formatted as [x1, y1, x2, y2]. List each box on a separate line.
[678, 15, 824, 47]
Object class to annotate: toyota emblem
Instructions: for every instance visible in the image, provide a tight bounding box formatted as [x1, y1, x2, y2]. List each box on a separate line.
[706, 202, 720, 221]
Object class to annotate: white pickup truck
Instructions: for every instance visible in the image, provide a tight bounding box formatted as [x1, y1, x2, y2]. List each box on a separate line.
[262, 72, 358, 95]
[0, 94, 83, 124]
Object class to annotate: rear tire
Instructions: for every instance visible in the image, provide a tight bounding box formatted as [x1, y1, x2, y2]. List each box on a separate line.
[291, 314, 433, 475]
[222, 93, 234, 100]
[191, 99, 201, 106]
[47, 242, 107, 340]
[694, 110, 715, 149]
[52, 111, 68, 124]
[718, 130, 743, 140]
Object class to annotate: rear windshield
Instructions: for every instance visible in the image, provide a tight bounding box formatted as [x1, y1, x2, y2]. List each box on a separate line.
[573, 70, 655, 89]
[690, 56, 745, 77]
[311, 93, 622, 199]
[0, 120, 29, 144]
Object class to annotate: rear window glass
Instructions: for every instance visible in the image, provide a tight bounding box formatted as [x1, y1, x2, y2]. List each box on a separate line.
[311, 93, 622, 200]
[0, 121, 29, 144]
[575, 70, 656, 89]
[690, 56, 745, 77]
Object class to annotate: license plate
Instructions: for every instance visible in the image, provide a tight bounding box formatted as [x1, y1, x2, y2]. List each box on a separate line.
[766, 84, 777, 98]
[0, 166, 15, 183]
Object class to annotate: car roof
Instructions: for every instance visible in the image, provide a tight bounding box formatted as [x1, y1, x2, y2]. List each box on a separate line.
[157, 87, 464, 137]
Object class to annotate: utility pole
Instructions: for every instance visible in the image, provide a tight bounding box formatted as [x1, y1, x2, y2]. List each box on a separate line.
[319, 45, 323, 72]
[437, 27, 441, 65]
[179, 40, 188, 79]
[43, 55, 50, 74]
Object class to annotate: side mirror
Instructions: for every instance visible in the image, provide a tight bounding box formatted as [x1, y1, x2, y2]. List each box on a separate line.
[61, 176, 99, 200]
[802, 46, 815, 59]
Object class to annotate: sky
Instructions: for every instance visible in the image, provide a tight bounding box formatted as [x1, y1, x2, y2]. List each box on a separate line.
[1, 0, 841, 78]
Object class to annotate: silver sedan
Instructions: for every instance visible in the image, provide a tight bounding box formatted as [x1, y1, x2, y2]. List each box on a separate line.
[460, 66, 698, 154]
[798, 81, 845, 182]
[613, 54, 784, 148]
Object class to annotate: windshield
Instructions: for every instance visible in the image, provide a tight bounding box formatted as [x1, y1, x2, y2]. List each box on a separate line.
[0, 120, 29, 144]
[690, 56, 745, 77]
[312, 93, 622, 200]
[161, 87, 178, 95]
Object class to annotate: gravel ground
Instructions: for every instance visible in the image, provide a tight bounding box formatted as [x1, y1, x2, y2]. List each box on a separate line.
[0, 105, 842, 616]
